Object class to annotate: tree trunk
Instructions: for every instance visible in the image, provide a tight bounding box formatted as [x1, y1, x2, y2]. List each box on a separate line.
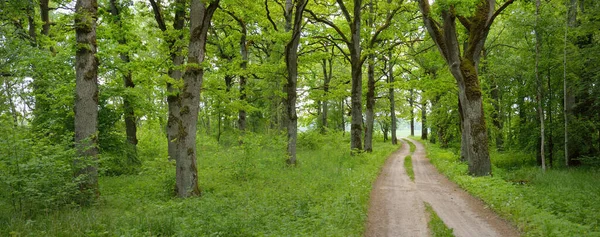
[421, 99, 428, 140]
[321, 58, 332, 134]
[150, 0, 185, 162]
[364, 55, 375, 152]
[409, 89, 414, 136]
[349, 0, 363, 152]
[110, 0, 139, 165]
[535, 0, 546, 171]
[417, 0, 513, 176]
[450, 60, 492, 175]
[547, 69, 554, 168]
[74, 0, 99, 202]
[284, 0, 307, 165]
[169, 0, 219, 197]
[388, 52, 397, 145]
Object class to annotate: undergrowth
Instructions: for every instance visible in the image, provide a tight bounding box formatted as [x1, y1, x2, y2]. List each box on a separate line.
[423, 140, 600, 237]
[1, 126, 399, 236]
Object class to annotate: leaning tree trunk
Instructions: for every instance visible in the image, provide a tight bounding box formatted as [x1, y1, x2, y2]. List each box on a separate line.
[284, 0, 307, 165]
[364, 55, 376, 152]
[169, 0, 219, 197]
[74, 0, 99, 202]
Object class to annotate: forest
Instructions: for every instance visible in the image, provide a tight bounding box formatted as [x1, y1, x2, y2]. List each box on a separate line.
[1, 0, 599, 236]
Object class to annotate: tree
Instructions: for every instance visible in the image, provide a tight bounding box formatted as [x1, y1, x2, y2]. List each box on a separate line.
[109, 0, 140, 166]
[150, 0, 220, 197]
[534, 0, 546, 171]
[417, 0, 514, 176]
[284, 0, 308, 165]
[307, 0, 363, 152]
[74, 0, 100, 201]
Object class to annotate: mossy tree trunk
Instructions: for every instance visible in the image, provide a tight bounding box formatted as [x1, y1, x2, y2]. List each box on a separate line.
[418, 0, 514, 176]
[74, 0, 99, 201]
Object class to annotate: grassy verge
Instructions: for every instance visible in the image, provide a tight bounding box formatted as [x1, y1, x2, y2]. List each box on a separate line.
[404, 155, 415, 181]
[423, 139, 600, 236]
[424, 202, 455, 237]
[404, 139, 416, 153]
[1, 131, 399, 236]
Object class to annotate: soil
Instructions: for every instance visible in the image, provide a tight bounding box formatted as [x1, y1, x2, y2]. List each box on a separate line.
[365, 138, 520, 237]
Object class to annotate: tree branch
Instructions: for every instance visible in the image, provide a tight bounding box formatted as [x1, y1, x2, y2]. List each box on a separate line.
[487, 0, 514, 29]
[265, 0, 279, 31]
[305, 9, 351, 44]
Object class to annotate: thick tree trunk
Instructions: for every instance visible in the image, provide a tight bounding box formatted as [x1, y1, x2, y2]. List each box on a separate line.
[349, 0, 363, 152]
[388, 53, 397, 145]
[284, 0, 307, 165]
[449, 60, 492, 176]
[110, 0, 139, 165]
[364, 55, 375, 152]
[417, 0, 513, 176]
[74, 0, 99, 201]
[168, 0, 219, 197]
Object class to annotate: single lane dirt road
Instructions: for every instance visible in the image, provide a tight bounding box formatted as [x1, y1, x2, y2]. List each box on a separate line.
[365, 138, 519, 237]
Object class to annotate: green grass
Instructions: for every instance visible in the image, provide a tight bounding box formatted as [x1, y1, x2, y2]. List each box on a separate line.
[404, 155, 415, 181]
[404, 139, 416, 153]
[423, 139, 600, 237]
[0, 130, 399, 236]
[424, 202, 455, 237]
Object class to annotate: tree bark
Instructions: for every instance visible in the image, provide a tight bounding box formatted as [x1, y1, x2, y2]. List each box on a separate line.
[167, 0, 219, 197]
[149, 0, 186, 162]
[321, 58, 332, 134]
[110, 0, 139, 165]
[74, 0, 99, 201]
[364, 55, 375, 152]
[535, 0, 546, 171]
[421, 98, 428, 140]
[349, 0, 363, 152]
[284, 0, 307, 165]
[388, 51, 397, 145]
[417, 0, 513, 176]
[409, 89, 414, 136]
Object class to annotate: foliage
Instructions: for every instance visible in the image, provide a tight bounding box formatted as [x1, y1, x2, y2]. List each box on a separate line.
[1, 130, 399, 236]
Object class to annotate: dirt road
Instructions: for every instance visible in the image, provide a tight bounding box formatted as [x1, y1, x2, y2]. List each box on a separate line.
[365, 138, 519, 237]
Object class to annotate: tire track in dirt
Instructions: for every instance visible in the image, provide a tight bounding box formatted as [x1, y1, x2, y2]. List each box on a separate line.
[365, 138, 519, 237]
[365, 140, 429, 237]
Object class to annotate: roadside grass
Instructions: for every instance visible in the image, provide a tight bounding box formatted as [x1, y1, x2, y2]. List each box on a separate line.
[404, 138, 417, 152]
[423, 139, 600, 236]
[424, 202, 455, 237]
[404, 155, 415, 181]
[1, 130, 399, 236]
